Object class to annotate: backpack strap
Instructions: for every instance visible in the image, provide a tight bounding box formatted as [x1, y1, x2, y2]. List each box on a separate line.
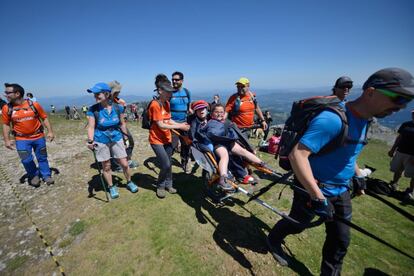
[317, 105, 349, 155]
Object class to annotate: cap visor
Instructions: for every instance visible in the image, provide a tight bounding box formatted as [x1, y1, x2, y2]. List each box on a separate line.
[387, 86, 414, 98]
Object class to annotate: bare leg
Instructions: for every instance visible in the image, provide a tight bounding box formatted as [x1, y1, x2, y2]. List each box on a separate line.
[101, 160, 113, 187]
[215, 146, 229, 177]
[117, 157, 131, 182]
[231, 143, 262, 164]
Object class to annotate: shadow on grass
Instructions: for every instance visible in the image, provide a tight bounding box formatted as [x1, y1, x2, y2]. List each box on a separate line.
[143, 156, 181, 174]
[19, 167, 60, 184]
[172, 171, 312, 275]
[363, 267, 390, 275]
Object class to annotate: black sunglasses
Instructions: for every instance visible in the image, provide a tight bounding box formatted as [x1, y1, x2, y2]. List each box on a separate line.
[172, 78, 182, 82]
[4, 91, 16, 95]
[337, 85, 353, 89]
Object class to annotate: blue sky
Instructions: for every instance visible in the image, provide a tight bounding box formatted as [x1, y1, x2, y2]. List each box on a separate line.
[1, 0, 413, 97]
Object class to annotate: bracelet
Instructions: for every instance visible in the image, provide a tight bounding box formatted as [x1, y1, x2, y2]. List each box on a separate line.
[87, 140, 94, 144]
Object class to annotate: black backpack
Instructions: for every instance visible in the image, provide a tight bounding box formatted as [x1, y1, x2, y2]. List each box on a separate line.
[277, 96, 354, 171]
[141, 99, 162, 130]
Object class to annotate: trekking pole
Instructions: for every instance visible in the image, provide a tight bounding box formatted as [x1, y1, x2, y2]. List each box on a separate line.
[289, 184, 414, 261]
[236, 185, 300, 225]
[92, 148, 110, 202]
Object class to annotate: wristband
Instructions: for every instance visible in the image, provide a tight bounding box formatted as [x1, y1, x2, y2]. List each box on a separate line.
[87, 140, 94, 144]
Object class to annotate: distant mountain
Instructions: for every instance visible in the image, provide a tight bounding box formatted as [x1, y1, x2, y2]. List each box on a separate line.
[37, 88, 413, 129]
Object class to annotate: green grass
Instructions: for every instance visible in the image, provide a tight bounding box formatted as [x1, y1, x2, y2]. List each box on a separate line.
[6, 255, 29, 272]
[69, 220, 87, 236]
[7, 118, 412, 275]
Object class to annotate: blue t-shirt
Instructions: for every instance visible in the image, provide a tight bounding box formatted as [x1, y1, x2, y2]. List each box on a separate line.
[299, 107, 368, 197]
[170, 88, 191, 122]
[87, 104, 125, 144]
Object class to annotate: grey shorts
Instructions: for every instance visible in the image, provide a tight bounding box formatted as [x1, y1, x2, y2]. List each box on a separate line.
[390, 151, 414, 178]
[95, 140, 127, 162]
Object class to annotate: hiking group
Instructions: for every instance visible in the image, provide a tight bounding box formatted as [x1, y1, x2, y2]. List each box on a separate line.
[2, 67, 414, 275]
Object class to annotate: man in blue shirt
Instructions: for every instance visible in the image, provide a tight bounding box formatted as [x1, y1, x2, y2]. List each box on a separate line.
[267, 68, 414, 275]
[171, 71, 192, 173]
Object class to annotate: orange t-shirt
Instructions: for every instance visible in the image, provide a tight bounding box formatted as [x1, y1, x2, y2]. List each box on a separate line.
[1, 101, 47, 140]
[225, 92, 256, 128]
[148, 100, 172, 145]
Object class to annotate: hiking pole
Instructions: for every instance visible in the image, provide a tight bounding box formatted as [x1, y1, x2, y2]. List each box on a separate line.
[92, 148, 110, 202]
[236, 185, 300, 225]
[247, 170, 293, 203]
[289, 184, 414, 261]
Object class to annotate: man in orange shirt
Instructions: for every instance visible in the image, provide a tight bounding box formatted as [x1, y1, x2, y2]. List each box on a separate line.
[224, 77, 268, 184]
[2, 83, 55, 187]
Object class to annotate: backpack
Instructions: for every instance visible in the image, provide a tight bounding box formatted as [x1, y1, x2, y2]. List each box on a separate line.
[228, 91, 257, 120]
[277, 96, 369, 171]
[141, 99, 162, 130]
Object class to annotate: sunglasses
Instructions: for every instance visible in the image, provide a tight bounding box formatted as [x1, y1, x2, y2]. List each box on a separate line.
[172, 78, 182, 82]
[4, 91, 16, 95]
[376, 88, 413, 105]
[337, 85, 353, 90]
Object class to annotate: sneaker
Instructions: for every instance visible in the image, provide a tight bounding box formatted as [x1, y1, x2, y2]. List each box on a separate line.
[29, 175, 40, 188]
[44, 176, 55, 185]
[128, 160, 139, 169]
[109, 186, 119, 199]
[218, 176, 235, 192]
[126, 181, 138, 193]
[166, 187, 177, 194]
[404, 189, 414, 200]
[266, 237, 289, 266]
[157, 188, 166, 199]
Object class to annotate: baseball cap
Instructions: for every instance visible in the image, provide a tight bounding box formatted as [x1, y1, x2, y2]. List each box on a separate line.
[334, 76, 353, 88]
[156, 81, 176, 93]
[235, 77, 250, 86]
[87, 82, 112, 94]
[191, 100, 209, 111]
[363, 68, 414, 97]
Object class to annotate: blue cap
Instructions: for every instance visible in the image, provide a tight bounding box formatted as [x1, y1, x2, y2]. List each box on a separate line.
[87, 82, 112, 94]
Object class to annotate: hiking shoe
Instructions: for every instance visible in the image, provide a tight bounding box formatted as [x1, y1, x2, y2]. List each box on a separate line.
[218, 176, 235, 192]
[128, 160, 139, 169]
[266, 237, 289, 266]
[157, 188, 166, 199]
[29, 175, 40, 188]
[126, 181, 138, 193]
[404, 189, 413, 200]
[109, 186, 119, 199]
[166, 187, 177, 194]
[44, 176, 55, 185]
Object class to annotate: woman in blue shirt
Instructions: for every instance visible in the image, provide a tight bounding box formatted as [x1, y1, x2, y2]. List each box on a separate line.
[86, 82, 138, 199]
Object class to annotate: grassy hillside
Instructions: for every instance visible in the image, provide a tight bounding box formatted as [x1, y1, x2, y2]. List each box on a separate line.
[0, 115, 413, 275]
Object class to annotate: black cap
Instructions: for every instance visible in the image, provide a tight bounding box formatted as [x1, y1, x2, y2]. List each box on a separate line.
[334, 76, 353, 88]
[363, 68, 414, 97]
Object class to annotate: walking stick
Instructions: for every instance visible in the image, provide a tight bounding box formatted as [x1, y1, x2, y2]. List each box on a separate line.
[92, 148, 110, 202]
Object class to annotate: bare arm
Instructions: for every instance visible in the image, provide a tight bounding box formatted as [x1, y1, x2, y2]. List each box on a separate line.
[255, 104, 267, 130]
[87, 116, 95, 142]
[156, 120, 189, 131]
[2, 124, 14, 150]
[288, 143, 325, 200]
[42, 117, 55, 141]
